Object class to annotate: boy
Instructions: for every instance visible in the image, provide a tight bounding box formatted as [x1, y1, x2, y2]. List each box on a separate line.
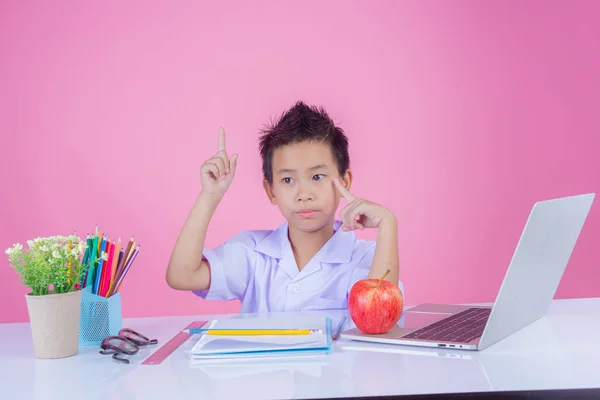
[166, 101, 402, 312]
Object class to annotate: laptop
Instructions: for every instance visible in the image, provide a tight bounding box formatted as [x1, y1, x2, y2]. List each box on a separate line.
[341, 193, 595, 351]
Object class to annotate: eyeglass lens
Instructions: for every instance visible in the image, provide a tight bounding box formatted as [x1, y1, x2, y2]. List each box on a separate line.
[119, 329, 158, 346]
[103, 337, 138, 353]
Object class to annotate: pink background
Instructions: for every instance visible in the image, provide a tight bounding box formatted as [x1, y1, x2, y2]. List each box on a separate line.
[1, 1, 599, 323]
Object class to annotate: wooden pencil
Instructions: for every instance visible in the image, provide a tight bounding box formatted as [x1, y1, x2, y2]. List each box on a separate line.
[114, 245, 139, 293]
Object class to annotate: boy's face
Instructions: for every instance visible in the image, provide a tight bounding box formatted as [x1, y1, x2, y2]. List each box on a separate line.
[263, 140, 352, 233]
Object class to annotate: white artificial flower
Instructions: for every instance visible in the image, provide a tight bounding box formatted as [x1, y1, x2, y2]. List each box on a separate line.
[27, 240, 34, 247]
[52, 250, 61, 258]
[101, 252, 109, 261]
[5, 248, 13, 255]
[14, 243, 23, 252]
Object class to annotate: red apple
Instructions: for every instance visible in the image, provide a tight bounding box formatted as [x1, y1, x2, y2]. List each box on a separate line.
[348, 270, 404, 334]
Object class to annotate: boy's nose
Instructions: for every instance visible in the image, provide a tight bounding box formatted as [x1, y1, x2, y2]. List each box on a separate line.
[296, 193, 314, 202]
[295, 181, 315, 202]
[296, 188, 314, 202]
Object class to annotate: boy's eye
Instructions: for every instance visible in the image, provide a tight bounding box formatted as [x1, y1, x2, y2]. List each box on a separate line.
[282, 177, 294, 184]
[313, 174, 325, 181]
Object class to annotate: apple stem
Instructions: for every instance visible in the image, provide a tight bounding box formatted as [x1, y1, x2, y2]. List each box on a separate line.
[378, 269, 390, 286]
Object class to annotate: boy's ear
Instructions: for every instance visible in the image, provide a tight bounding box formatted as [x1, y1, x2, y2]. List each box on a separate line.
[339, 170, 353, 192]
[263, 179, 277, 205]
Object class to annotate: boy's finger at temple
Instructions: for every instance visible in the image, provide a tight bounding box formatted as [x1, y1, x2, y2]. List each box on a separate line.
[333, 178, 355, 201]
[341, 204, 361, 231]
[348, 213, 364, 230]
[347, 202, 366, 230]
[343, 199, 360, 219]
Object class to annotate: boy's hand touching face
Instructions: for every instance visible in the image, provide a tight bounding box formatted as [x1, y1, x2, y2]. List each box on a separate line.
[333, 178, 395, 231]
[200, 128, 239, 197]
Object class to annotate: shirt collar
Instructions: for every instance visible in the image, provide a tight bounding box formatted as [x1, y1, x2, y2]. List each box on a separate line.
[254, 220, 355, 264]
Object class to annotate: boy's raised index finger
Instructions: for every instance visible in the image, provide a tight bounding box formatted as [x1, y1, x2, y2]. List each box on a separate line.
[218, 127, 226, 152]
[333, 178, 355, 201]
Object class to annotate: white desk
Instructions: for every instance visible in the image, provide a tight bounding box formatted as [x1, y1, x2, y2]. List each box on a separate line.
[2, 298, 600, 399]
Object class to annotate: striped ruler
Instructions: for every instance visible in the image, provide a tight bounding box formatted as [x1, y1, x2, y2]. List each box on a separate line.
[141, 320, 207, 365]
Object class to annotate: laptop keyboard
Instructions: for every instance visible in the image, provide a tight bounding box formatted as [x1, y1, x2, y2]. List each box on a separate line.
[402, 307, 491, 343]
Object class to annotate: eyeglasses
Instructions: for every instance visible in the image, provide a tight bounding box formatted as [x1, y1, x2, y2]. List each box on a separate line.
[99, 328, 158, 363]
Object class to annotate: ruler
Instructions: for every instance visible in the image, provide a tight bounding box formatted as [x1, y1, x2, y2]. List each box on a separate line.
[141, 320, 207, 365]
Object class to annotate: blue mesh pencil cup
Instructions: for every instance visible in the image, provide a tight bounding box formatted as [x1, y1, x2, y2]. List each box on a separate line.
[79, 285, 122, 346]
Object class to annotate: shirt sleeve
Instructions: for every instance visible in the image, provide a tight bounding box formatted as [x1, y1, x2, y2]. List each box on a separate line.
[192, 231, 257, 301]
[347, 242, 405, 300]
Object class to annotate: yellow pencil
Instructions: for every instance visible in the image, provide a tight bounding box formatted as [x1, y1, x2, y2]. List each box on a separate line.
[182, 328, 318, 335]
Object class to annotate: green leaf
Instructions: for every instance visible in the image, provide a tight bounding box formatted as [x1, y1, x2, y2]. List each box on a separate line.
[5, 235, 88, 296]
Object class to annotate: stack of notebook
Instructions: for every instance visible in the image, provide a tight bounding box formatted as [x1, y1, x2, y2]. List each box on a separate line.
[188, 316, 332, 362]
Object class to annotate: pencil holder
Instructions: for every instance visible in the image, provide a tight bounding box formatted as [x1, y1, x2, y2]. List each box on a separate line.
[78, 285, 122, 346]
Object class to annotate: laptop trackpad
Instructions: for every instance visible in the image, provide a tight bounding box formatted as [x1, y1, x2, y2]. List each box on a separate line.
[400, 311, 449, 329]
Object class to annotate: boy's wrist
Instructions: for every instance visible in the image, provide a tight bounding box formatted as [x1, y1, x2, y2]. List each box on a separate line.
[379, 209, 397, 229]
[199, 189, 224, 201]
[197, 190, 224, 211]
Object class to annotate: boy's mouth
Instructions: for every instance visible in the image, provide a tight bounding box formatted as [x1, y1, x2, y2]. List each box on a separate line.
[297, 209, 319, 218]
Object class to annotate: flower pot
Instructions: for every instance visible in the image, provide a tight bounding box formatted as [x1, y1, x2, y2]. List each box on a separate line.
[25, 289, 82, 359]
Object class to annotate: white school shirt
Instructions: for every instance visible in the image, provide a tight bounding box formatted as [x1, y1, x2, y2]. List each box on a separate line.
[193, 220, 404, 313]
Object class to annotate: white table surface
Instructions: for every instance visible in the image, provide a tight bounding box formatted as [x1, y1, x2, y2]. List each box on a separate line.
[2, 298, 600, 400]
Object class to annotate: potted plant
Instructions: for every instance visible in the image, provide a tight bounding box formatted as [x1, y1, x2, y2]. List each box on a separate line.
[5, 234, 88, 359]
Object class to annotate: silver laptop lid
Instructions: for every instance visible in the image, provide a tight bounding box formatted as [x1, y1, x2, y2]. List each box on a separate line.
[478, 193, 595, 350]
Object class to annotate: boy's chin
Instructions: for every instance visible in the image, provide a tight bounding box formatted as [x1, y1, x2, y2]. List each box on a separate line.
[288, 216, 333, 233]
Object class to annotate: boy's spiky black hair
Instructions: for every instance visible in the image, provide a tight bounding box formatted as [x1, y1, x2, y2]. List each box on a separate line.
[258, 101, 350, 184]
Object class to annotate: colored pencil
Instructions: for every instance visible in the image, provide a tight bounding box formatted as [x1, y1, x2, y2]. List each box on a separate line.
[100, 240, 115, 297]
[93, 235, 107, 295]
[84, 227, 139, 297]
[125, 237, 136, 266]
[117, 236, 134, 277]
[80, 234, 90, 286]
[98, 239, 109, 294]
[96, 225, 101, 253]
[332, 316, 347, 341]
[107, 237, 121, 296]
[85, 235, 99, 288]
[85, 234, 93, 279]
[107, 248, 124, 296]
[114, 245, 139, 294]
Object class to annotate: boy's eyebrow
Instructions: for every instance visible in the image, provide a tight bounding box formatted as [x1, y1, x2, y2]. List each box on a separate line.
[276, 164, 329, 175]
[276, 168, 296, 175]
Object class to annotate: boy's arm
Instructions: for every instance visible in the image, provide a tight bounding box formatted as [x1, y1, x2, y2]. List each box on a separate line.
[368, 212, 399, 284]
[334, 178, 399, 284]
[165, 192, 221, 291]
[166, 127, 238, 291]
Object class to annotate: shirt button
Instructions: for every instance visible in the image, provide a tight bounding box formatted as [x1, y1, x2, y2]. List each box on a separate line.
[293, 285, 300, 293]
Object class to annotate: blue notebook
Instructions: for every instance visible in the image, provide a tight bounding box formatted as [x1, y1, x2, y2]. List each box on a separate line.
[188, 316, 333, 361]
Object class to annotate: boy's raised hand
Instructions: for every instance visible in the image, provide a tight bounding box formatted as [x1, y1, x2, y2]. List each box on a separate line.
[200, 127, 239, 196]
[333, 178, 394, 231]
